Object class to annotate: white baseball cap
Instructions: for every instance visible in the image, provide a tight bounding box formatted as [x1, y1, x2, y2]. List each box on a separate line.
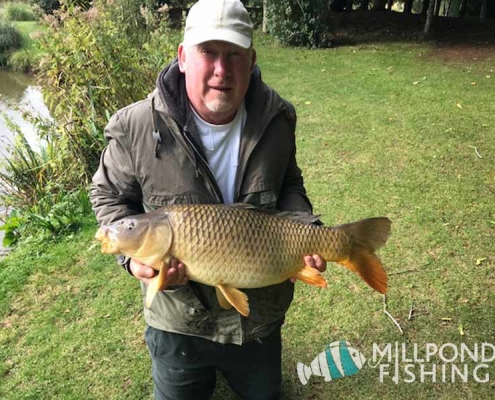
[183, 0, 253, 49]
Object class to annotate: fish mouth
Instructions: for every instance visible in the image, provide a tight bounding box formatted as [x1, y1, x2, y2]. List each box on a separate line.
[95, 227, 118, 254]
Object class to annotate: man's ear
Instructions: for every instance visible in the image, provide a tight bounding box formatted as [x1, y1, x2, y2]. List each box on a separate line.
[178, 43, 187, 73]
[250, 48, 257, 72]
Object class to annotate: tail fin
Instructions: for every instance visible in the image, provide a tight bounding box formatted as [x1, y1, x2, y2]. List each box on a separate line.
[297, 362, 312, 385]
[339, 217, 391, 294]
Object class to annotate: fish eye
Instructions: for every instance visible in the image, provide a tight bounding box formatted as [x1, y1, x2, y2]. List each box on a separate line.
[126, 221, 135, 230]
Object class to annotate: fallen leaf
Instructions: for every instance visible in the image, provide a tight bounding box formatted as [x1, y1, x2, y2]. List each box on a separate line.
[476, 257, 487, 266]
[456, 103, 463, 109]
[441, 317, 452, 322]
[458, 324, 465, 336]
[471, 82, 477, 86]
[304, 101, 312, 105]
[413, 81, 420, 85]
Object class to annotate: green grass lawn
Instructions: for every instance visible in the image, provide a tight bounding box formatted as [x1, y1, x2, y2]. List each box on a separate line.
[1, 36, 494, 399]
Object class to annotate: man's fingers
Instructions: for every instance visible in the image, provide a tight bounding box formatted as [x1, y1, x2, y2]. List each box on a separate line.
[166, 259, 189, 286]
[130, 259, 155, 278]
[176, 262, 188, 284]
[304, 255, 316, 268]
[313, 254, 327, 272]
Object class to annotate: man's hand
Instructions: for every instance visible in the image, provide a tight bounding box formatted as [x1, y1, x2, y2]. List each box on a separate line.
[130, 258, 189, 288]
[290, 254, 327, 283]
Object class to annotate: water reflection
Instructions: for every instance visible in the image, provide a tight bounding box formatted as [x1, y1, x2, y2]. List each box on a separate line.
[0, 70, 51, 153]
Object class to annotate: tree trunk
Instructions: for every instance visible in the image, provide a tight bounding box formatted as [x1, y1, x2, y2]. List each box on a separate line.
[346, 0, 354, 12]
[424, 0, 436, 34]
[434, 0, 441, 16]
[480, 0, 488, 21]
[373, 0, 387, 11]
[386, 0, 394, 11]
[262, 0, 268, 33]
[444, 0, 452, 16]
[360, 0, 370, 10]
[421, 0, 430, 15]
[404, 0, 413, 13]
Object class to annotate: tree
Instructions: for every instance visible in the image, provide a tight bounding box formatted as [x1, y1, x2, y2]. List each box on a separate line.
[262, 0, 268, 33]
[421, 0, 430, 15]
[404, 0, 414, 13]
[372, 0, 387, 11]
[267, 0, 330, 47]
[480, 0, 488, 21]
[424, 0, 437, 34]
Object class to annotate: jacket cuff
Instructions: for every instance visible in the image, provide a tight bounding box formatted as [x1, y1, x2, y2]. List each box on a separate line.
[117, 255, 134, 276]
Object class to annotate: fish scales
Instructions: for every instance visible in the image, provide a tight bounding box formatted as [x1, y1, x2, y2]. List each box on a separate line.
[164, 204, 350, 289]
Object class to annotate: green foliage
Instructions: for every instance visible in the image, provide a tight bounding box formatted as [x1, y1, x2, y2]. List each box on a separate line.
[3, 2, 37, 21]
[33, 0, 60, 15]
[8, 48, 39, 71]
[0, 210, 24, 247]
[0, 20, 22, 61]
[267, 0, 331, 48]
[36, 0, 178, 182]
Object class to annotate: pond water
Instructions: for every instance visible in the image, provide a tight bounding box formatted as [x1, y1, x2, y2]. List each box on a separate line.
[0, 69, 50, 154]
[0, 70, 51, 250]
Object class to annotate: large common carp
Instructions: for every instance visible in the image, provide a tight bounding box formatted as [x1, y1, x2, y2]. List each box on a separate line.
[95, 204, 391, 316]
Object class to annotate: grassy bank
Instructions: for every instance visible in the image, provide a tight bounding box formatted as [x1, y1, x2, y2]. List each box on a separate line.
[1, 36, 494, 399]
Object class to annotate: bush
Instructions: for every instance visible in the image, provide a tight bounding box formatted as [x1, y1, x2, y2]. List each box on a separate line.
[0, 0, 179, 245]
[33, 0, 60, 15]
[4, 2, 37, 21]
[36, 0, 178, 182]
[0, 20, 22, 55]
[267, 0, 331, 48]
[8, 49, 40, 71]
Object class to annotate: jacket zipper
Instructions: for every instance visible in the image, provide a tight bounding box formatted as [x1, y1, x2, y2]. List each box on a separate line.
[183, 127, 224, 203]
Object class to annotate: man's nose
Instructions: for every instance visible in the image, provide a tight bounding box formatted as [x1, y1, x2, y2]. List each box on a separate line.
[214, 54, 231, 78]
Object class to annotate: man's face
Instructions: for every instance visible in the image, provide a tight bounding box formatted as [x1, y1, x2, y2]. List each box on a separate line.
[178, 40, 256, 125]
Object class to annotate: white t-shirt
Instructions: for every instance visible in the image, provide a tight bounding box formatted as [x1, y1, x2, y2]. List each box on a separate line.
[191, 103, 247, 204]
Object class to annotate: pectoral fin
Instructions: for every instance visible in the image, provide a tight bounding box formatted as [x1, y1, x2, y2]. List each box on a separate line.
[145, 261, 168, 308]
[215, 286, 233, 310]
[294, 266, 327, 288]
[216, 284, 250, 317]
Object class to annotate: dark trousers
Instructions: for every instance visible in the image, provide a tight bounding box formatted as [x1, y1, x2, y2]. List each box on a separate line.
[145, 325, 282, 400]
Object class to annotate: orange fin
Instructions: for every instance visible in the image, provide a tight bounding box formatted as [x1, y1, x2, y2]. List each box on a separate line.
[340, 249, 388, 294]
[338, 217, 391, 294]
[216, 284, 249, 316]
[145, 261, 168, 308]
[295, 266, 327, 288]
[215, 286, 233, 310]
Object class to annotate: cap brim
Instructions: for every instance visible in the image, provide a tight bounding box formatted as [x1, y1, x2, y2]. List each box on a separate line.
[184, 28, 251, 49]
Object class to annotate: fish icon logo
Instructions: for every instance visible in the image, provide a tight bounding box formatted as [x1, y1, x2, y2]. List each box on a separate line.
[297, 341, 366, 385]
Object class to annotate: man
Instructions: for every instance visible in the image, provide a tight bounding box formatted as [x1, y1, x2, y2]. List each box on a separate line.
[91, 0, 326, 398]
